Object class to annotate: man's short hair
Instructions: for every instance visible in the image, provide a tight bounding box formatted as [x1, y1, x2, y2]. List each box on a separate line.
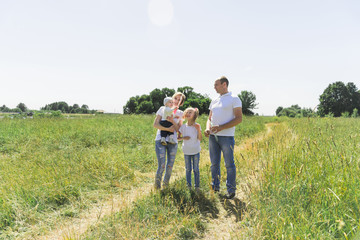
[218, 76, 229, 87]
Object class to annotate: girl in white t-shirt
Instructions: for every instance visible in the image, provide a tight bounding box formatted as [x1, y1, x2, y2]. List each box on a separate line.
[179, 107, 202, 190]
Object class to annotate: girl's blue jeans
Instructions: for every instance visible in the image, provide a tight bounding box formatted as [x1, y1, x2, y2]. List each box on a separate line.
[184, 153, 200, 188]
[154, 140, 178, 188]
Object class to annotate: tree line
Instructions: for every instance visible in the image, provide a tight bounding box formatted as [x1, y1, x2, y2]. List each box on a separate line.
[41, 102, 96, 114]
[0, 103, 29, 113]
[0, 102, 97, 114]
[277, 81, 360, 117]
[123, 86, 258, 115]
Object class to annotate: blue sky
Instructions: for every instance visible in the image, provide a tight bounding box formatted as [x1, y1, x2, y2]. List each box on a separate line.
[1, 0, 359, 115]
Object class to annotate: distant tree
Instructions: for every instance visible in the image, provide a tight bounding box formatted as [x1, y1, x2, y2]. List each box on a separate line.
[150, 88, 166, 113]
[12, 107, 22, 113]
[41, 102, 95, 114]
[238, 91, 258, 115]
[184, 98, 201, 111]
[123, 96, 139, 114]
[318, 81, 360, 117]
[69, 104, 80, 113]
[198, 97, 211, 115]
[123, 86, 211, 115]
[300, 108, 315, 117]
[0, 105, 10, 112]
[80, 104, 89, 114]
[57, 102, 69, 113]
[17, 103, 27, 112]
[290, 104, 301, 110]
[136, 101, 153, 114]
[162, 88, 175, 98]
[81, 104, 89, 110]
[177, 86, 195, 99]
[347, 82, 360, 111]
[277, 105, 315, 118]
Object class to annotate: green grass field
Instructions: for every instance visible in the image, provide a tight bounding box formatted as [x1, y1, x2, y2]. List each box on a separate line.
[237, 117, 360, 239]
[1, 115, 359, 239]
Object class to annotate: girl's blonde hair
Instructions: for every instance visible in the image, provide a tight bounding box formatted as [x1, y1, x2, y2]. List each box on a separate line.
[184, 107, 199, 121]
[172, 92, 186, 106]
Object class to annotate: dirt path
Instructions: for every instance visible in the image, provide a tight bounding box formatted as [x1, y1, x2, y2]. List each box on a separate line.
[38, 163, 187, 240]
[37, 176, 154, 240]
[200, 123, 277, 240]
[38, 123, 277, 240]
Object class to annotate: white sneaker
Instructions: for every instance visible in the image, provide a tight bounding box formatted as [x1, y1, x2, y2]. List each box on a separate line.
[169, 135, 176, 144]
[161, 137, 167, 145]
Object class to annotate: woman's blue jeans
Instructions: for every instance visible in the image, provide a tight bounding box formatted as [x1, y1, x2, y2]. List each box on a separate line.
[184, 153, 200, 188]
[209, 135, 236, 193]
[155, 140, 178, 188]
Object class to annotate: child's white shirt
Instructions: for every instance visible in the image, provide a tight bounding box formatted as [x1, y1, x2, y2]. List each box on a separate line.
[155, 106, 183, 143]
[162, 106, 173, 120]
[179, 123, 201, 155]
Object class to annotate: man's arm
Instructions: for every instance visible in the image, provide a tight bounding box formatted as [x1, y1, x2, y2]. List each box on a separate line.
[210, 107, 242, 133]
[204, 110, 212, 138]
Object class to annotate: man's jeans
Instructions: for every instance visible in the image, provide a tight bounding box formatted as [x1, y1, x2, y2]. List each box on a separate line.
[155, 140, 178, 188]
[209, 135, 236, 193]
[184, 153, 200, 188]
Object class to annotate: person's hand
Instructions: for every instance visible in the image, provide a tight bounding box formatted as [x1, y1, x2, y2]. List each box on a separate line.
[204, 129, 210, 138]
[183, 136, 190, 140]
[210, 125, 221, 134]
[166, 115, 174, 123]
[167, 125, 176, 132]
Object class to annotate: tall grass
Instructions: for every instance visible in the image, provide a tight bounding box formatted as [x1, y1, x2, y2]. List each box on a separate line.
[0, 114, 277, 239]
[0, 115, 157, 238]
[82, 115, 277, 239]
[241, 118, 360, 239]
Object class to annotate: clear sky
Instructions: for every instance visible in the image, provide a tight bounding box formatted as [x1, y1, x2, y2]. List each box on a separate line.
[1, 0, 359, 115]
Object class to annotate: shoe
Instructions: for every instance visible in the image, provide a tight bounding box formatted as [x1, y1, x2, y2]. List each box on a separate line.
[225, 192, 235, 199]
[162, 182, 169, 189]
[168, 136, 176, 144]
[161, 137, 167, 145]
[212, 188, 219, 194]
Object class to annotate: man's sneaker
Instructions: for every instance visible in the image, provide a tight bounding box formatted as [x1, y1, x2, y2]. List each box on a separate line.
[162, 182, 169, 189]
[168, 136, 176, 144]
[212, 188, 220, 194]
[161, 137, 167, 145]
[225, 192, 235, 199]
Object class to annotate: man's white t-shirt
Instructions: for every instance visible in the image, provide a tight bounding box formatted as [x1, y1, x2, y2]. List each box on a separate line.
[179, 124, 201, 155]
[155, 106, 183, 143]
[209, 92, 242, 137]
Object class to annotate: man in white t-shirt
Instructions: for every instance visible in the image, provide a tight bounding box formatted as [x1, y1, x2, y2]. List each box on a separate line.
[204, 76, 242, 199]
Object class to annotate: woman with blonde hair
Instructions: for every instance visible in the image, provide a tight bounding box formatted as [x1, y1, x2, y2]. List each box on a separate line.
[153, 92, 186, 189]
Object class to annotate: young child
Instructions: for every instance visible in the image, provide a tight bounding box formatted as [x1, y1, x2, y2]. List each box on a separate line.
[159, 97, 176, 145]
[179, 107, 202, 190]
